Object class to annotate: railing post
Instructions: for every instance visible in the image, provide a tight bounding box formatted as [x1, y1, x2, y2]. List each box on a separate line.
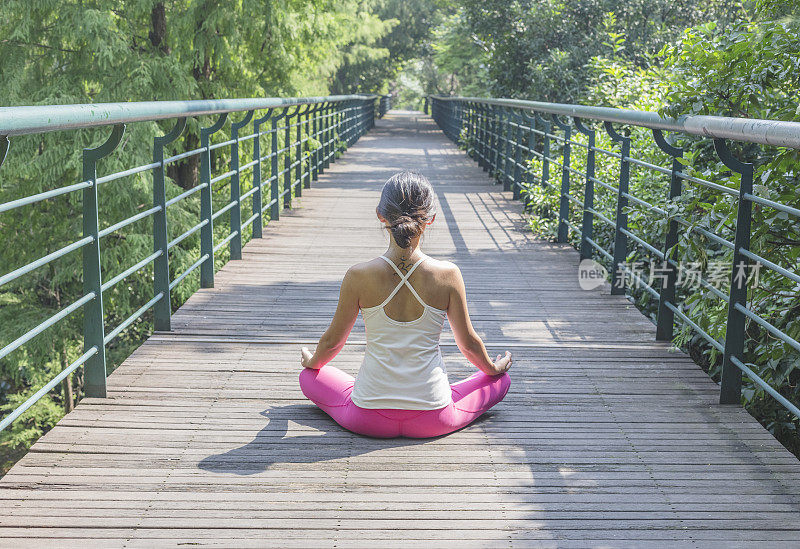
[326, 102, 335, 168]
[456, 100, 464, 140]
[502, 109, 515, 191]
[480, 104, 489, 171]
[351, 100, 358, 144]
[447, 101, 452, 138]
[152, 117, 186, 331]
[341, 102, 349, 148]
[478, 104, 489, 172]
[551, 115, 572, 244]
[343, 101, 350, 149]
[270, 113, 282, 221]
[653, 129, 684, 338]
[574, 118, 596, 261]
[199, 114, 227, 288]
[335, 103, 343, 154]
[311, 103, 321, 181]
[302, 105, 310, 190]
[491, 107, 503, 178]
[357, 100, 362, 136]
[284, 106, 297, 209]
[604, 122, 631, 296]
[716, 138, 755, 405]
[535, 114, 551, 212]
[82, 123, 125, 398]
[320, 104, 329, 170]
[252, 109, 273, 239]
[334, 102, 341, 151]
[295, 105, 306, 197]
[371, 98, 377, 129]
[466, 102, 475, 159]
[293, 105, 311, 197]
[449, 101, 455, 139]
[518, 112, 537, 207]
[475, 104, 485, 170]
[229, 110, 254, 260]
[511, 111, 525, 200]
[322, 102, 329, 167]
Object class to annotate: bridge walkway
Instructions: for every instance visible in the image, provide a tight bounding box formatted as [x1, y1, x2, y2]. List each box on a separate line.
[0, 111, 798, 547]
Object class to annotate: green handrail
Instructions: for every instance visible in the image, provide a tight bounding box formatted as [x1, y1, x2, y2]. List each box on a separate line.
[432, 95, 800, 149]
[430, 95, 800, 420]
[0, 94, 379, 431]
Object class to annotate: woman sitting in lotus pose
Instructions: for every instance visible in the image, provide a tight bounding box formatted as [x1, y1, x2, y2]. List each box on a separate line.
[299, 170, 511, 438]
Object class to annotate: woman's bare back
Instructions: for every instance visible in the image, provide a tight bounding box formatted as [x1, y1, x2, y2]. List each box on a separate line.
[350, 255, 456, 322]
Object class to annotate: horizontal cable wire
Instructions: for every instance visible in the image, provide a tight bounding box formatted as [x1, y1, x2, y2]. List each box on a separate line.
[101, 250, 161, 293]
[0, 236, 93, 288]
[0, 346, 98, 432]
[103, 293, 164, 345]
[0, 180, 91, 214]
[0, 292, 95, 362]
[170, 254, 209, 290]
[168, 219, 209, 250]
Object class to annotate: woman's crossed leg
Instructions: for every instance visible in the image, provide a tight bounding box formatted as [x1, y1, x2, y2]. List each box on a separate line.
[299, 366, 510, 438]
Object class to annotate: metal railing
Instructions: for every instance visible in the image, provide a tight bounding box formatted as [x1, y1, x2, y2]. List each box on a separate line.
[378, 95, 392, 118]
[0, 94, 378, 430]
[430, 95, 800, 419]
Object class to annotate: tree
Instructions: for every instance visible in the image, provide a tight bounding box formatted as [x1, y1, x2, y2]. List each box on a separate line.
[430, 0, 740, 101]
[0, 0, 393, 473]
[329, 0, 446, 94]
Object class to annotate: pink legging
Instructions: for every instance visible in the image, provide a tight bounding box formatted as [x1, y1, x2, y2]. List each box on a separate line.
[298, 366, 511, 438]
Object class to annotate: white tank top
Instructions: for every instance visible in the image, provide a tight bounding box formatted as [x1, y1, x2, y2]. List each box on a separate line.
[350, 255, 452, 410]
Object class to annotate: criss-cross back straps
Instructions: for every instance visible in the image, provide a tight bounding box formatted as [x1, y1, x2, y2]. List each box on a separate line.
[378, 255, 428, 308]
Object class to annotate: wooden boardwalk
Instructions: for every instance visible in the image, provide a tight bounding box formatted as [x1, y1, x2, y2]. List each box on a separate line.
[1, 111, 799, 547]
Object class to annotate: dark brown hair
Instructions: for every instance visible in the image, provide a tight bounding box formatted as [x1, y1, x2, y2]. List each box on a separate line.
[377, 171, 435, 248]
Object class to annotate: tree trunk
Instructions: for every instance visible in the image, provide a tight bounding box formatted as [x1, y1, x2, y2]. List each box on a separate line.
[166, 132, 200, 190]
[149, 3, 170, 55]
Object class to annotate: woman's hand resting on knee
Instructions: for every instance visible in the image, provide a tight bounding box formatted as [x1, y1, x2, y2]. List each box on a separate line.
[493, 351, 512, 374]
[300, 347, 315, 369]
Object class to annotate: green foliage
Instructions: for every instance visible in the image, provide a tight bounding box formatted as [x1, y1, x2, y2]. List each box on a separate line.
[511, 2, 800, 455]
[330, 0, 446, 95]
[395, 9, 490, 110]
[658, 11, 800, 453]
[415, 0, 740, 101]
[0, 0, 395, 474]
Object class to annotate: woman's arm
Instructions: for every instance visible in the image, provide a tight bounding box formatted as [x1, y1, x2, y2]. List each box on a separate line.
[301, 267, 360, 369]
[445, 264, 512, 376]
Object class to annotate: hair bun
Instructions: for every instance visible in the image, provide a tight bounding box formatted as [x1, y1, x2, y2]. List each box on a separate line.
[390, 217, 419, 249]
[377, 171, 436, 249]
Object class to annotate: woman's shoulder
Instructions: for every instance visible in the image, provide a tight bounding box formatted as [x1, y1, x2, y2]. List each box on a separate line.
[344, 255, 460, 280]
[421, 256, 460, 276]
[342, 258, 380, 282]
[346, 257, 386, 275]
